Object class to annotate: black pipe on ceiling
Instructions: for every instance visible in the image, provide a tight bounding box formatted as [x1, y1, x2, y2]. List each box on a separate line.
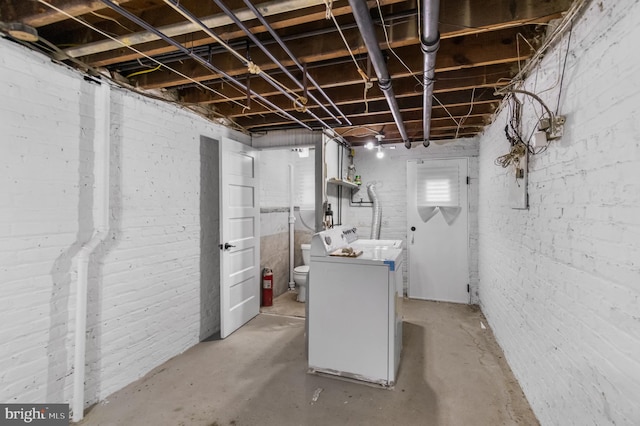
[348, 0, 410, 148]
[421, 0, 441, 148]
[98, 0, 314, 130]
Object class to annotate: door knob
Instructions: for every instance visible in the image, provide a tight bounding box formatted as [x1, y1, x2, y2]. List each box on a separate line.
[220, 242, 236, 250]
[411, 226, 416, 231]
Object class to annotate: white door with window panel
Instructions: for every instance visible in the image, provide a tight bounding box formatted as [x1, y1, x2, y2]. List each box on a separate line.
[220, 137, 260, 338]
[407, 158, 469, 303]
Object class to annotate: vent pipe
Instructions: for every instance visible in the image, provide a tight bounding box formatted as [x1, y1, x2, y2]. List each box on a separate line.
[348, 0, 410, 148]
[421, 0, 441, 148]
[367, 183, 382, 239]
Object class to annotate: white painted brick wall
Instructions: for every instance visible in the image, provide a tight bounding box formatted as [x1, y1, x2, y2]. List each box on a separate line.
[259, 148, 315, 236]
[0, 38, 249, 412]
[343, 140, 480, 301]
[477, 1, 640, 424]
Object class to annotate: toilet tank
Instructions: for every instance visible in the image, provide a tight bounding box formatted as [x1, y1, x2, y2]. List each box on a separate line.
[301, 244, 311, 265]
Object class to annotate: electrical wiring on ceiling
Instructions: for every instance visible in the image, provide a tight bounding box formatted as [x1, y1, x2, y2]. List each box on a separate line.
[375, 0, 423, 88]
[323, 0, 374, 117]
[126, 64, 162, 78]
[490, 2, 583, 168]
[323, 0, 369, 83]
[455, 87, 476, 139]
[496, 0, 590, 95]
[162, 0, 311, 116]
[35, 0, 250, 111]
[90, 11, 134, 33]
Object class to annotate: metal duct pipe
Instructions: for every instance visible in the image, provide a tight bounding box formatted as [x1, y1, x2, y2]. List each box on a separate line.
[241, 0, 352, 126]
[367, 183, 381, 239]
[348, 0, 410, 148]
[421, 0, 441, 148]
[99, 0, 314, 130]
[211, 0, 341, 125]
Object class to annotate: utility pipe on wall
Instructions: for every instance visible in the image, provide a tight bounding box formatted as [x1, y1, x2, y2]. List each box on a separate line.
[421, 0, 441, 148]
[288, 164, 296, 291]
[348, 0, 410, 148]
[72, 80, 111, 423]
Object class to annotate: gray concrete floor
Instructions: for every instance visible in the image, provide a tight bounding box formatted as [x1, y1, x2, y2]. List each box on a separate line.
[260, 290, 305, 318]
[79, 300, 538, 426]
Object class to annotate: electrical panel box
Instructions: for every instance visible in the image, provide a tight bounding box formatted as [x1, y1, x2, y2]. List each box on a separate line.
[532, 131, 548, 149]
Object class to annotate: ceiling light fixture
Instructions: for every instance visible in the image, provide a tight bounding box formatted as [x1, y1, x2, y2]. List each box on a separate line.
[365, 141, 374, 150]
[376, 145, 384, 159]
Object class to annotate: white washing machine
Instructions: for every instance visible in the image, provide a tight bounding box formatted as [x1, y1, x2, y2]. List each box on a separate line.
[308, 227, 404, 387]
[342, 226, 403, 250]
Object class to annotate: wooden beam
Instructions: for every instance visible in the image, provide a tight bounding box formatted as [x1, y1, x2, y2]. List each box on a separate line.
[209, 64, 511, 119]
[232, 90, 500, 129]
[179, 60, 516, 107]
[65, 0, 406, 66]
[1, 0, 134, 28]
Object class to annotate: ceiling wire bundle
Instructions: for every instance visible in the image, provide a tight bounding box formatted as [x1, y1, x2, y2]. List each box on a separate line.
[323, 0, 373, 114]
[35, 0, 328, 133]
[491, 0, 584, 167]
[30, 0, 255, 133]
[495, 96, 527, 168]
[35, 0, 247, 109]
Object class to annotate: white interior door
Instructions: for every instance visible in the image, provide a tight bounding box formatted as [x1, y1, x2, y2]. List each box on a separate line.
[220, 137, 260, 338]
[407, 158, 469, 303]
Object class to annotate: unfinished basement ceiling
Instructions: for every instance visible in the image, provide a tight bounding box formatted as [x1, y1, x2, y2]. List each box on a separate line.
[0, 0, 574, 145]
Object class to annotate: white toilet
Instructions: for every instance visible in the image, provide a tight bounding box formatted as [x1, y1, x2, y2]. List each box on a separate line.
[293, 243, 310, 302]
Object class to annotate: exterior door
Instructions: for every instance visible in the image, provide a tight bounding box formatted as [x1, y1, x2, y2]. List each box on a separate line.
[220, 137, 260, 338]
[407, 158, 469, 303]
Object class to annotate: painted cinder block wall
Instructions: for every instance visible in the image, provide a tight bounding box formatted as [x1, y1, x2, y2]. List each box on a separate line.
[477, 0, 640, 424]
[0, 38, 249, 412]
[344, 140, 480, 301]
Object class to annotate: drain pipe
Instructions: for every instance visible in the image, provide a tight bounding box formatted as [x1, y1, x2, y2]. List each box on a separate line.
[288, 164, 296, 291]
[421, 0, 440, 148]
[348, 0, 410, 148]
[72, 80, 111, 423]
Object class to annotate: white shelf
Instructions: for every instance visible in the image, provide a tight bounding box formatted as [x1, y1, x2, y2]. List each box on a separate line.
[327, 178, 360, 189]
[327, 178, 360, 190]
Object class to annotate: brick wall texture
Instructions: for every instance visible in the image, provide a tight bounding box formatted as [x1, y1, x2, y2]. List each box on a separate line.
[477, 1, 640, 424]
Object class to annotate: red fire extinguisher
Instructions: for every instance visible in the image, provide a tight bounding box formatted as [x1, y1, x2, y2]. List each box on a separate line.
[262, 268, 273, 307]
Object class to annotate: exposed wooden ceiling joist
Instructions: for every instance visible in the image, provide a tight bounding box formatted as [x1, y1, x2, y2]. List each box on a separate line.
[0, 0, 575, 144]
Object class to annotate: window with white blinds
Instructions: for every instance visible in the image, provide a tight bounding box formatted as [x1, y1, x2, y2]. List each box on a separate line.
[416, 163, 460, 208]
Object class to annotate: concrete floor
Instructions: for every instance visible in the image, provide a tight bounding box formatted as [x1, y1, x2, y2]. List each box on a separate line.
[79, 300, 538, 426]
[260, 290, 305, 318]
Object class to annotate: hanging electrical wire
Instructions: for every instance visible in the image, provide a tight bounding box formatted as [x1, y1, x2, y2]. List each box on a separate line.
[90, 11, 134, 33]
[455, 87, 476, 139]
[35, 0, 249, 111]
[323, 0, 369, 82]
[555, 23, 573, 115]
[163, 0, 309, 113]
[496, 0, 590, 95]
[375, 0, 423, 87]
